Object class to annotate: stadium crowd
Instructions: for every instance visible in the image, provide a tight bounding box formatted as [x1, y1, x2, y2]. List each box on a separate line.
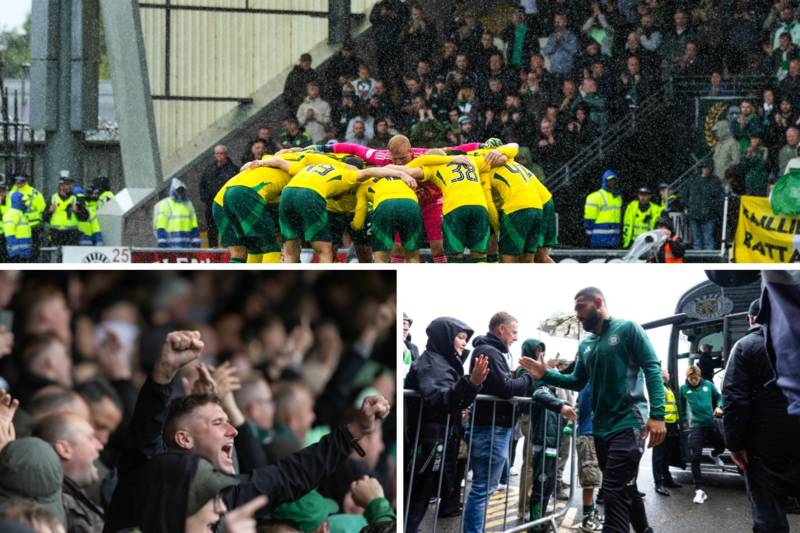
[234, 0, 800, 257]
[0, 270, 397, 533]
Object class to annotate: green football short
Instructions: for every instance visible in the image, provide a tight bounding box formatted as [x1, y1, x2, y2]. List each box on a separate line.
[499, 208, 543, 256]
[370, 198, 423, 252]
[541, 198, 558, 248]
[279, 187, 331, 243]
[442, 204, 490, 255]
[328, 211, 369, 246]
[213, 186, 280, 253]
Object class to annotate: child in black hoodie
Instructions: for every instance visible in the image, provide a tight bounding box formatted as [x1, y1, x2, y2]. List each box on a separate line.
[403, 316, 489, 533]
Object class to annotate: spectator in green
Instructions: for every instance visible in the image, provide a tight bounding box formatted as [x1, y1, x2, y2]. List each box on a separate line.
[741, 132, 769, 196]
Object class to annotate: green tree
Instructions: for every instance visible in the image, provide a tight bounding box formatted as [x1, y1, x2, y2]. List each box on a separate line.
[0, 15, 31, 79]
[1, 12, 110, 80]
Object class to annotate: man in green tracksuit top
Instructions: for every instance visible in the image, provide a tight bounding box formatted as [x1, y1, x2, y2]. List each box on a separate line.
[679, 365, 725, 505]
[521, 286, 665, 533]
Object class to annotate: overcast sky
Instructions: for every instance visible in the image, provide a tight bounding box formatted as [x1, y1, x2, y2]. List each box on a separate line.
[400, 265, 709, 369]
[0, 1, 31, 33]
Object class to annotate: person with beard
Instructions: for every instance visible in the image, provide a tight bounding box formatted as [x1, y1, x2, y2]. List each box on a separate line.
[521, 287, 665, 533]
[403, 317, 489, 533]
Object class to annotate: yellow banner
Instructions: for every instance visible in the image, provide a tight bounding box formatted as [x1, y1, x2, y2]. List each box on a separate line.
[735, 196, 800, 263]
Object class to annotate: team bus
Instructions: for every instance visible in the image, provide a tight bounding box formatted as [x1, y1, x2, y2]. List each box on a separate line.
[641, 274, 762, 475]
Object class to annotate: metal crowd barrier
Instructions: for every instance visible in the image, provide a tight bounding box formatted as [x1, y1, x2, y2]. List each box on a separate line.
[404, 390, 576, 533]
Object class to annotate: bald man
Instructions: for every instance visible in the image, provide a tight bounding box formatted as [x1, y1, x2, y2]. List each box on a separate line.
[35, 413, 105, 532]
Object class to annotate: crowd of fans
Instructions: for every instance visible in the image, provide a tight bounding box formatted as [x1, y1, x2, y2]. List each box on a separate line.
[0, 270, 397, 532]
[265, 0, 800, 251]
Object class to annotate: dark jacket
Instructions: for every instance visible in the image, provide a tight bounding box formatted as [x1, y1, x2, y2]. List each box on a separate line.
[63, 476, 104, 533]
[283, 67, 320, 113]
[404, 317, 479, 440]
[469, 333, 532, 428]
[684, 172, 724, 223]
[722, 325, 800, 496]
[404, 336, 420, 362]
[528, 382, 567, 448]
[199, 159, 239, 210]
[104, 377, 355, 532]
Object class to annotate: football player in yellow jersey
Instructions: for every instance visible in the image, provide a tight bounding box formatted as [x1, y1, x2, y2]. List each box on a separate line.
[212, 150, 322, 263]
[351, 175, 422, 263]
[253, 154, 415, 263]
[326, 191, 373, 263]
[468, 144, 557, 263]
[386, 149, 507, 262]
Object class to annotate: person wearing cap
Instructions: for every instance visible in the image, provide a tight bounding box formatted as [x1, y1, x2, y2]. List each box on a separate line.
[622, 186, 660, 248]
[4, 175, 46, 260]
[136, 450, 266, 533]
[723, 298, 800, 532]
[583, 169, 622, 248]
[0, 437, 67, 525]
[402, 313, 419, 366]
[684, 162, 723, 250]
[75, 186, 104, 246]
[153, 177, 201, 248]
[34, 413, 104, 532]
[3, 189, 33, 262]
[403, 317, 489, 533]
[44, 173, 88, 247]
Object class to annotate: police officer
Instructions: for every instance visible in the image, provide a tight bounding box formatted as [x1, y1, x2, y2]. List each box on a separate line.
[44, 173, 88, 246]
[0, 179, 9, 262]
[622, 187, 661, 248]
[3, 188, 33, 262]
[76, 186, 104, 246]
[6, 174, 46, 260]
[583, 170, 622, 248]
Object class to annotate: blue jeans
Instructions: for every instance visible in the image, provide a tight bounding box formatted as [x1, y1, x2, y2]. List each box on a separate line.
[690, 218, 716, 250]
[745, 459, 790, 533]
[463, 425, 512, 533]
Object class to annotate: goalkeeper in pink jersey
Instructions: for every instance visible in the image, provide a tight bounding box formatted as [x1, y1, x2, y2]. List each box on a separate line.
[305, 134, 500, 263]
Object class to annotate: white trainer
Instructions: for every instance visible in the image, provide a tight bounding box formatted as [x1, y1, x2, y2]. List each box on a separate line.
[693, 489, 708, 504]
[712, 454, 725, 467]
